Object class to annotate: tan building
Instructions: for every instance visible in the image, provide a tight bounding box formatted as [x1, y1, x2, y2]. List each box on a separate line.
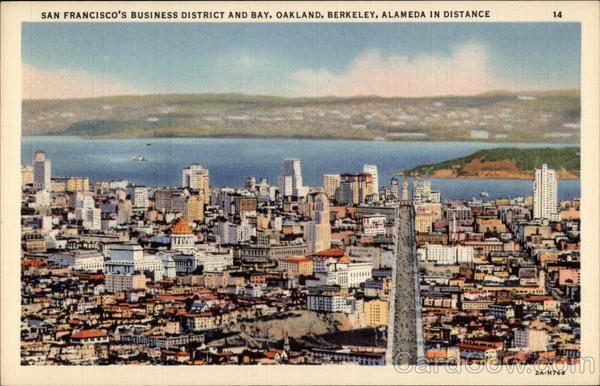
[182, 164, 210, 204]
[476, 218, 507, 233]
[323, 174, 341, 200]
[234, 196, 257, 215]
[305, 193, 331, 254]
[105, 273, 146, 293]
[415, 211, 433, 234]
[279, 256, 313, 275]
[184, 193, 205, 222]
[24, 234, 46, 253]
[21, 165, 34, 186]
[363, 299, 389, 327]
[65, 177, 90, 192]
[51, 180, 65, 193]
[514, 327, 548, 352]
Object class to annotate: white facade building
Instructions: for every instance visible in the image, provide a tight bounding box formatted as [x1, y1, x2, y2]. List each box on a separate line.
[126, 186, 149, 208]
[105, 244, 164, 281]
[307, 294, 363, 314]
[362, 165, 379, 194]
[34, 190, 51, 208]
[278, 158, 306, 198]
[361, 214, 387, 236]
[533, 164, 558, 221]
[420, 244, 474, 265]
[48, 250, 105, 271]
[196, 244, 234, 273]
[311, 260, 372, 288]
[75, 207, 101, 230]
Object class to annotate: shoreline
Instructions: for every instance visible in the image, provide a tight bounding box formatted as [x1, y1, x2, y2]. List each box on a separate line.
[392, 174, 580, 181]
[392, 171, 581, 181]
[23, 134, 580, 145]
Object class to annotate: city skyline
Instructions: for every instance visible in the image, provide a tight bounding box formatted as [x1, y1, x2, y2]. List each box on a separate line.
[22, 22, 580, 99]
[19, 147, 582, 366]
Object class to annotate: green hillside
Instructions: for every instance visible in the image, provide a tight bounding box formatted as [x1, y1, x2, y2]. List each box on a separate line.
[407, 147, 580, 175]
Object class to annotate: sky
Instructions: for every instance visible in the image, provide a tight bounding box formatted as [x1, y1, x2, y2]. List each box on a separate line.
[22, 22, 580, 99]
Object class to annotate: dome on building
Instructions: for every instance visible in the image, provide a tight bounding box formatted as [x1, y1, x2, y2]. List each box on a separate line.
[171, 218, 193, 234]
[338, 255, 350, 263]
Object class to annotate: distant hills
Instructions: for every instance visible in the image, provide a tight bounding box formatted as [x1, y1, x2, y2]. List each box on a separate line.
[22, 90, 580, 143]
[399, 147, 580, 179]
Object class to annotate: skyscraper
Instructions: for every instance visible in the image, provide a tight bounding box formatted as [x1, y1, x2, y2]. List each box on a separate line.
[362, 165, 379, 194]
[184, 193, 205, 222]
[33, 150, 51, 191]
[323, 174, 341, 200]
[182, 164, 210, 203]
[402, 178, 409, 200]
[533, 164, 558, 221]
[390, 177, 399, 199]
[305, 193, 331, 253]
[278, 158, 305, 198]
[337, 174, 374, 205]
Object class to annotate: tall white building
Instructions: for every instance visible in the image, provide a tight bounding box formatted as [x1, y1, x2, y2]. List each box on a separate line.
[362, 165, 379, 194]
[533, 164, 558, 221]
[33, 150, 51, 190]
[278, 158, 306, 198]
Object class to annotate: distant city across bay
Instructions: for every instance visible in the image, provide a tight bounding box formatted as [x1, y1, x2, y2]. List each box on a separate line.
[22, 137, 580, 201]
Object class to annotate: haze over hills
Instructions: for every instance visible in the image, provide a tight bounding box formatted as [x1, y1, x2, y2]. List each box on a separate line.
[22, 89, 580, 143]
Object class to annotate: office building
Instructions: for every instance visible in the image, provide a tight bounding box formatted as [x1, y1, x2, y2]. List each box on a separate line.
[33, 150, 51, 190]
[182, 164, 210, 203]
[126, 186, 149, 208]
[337, 174, 374, 205]
[323, 174, 341, 200]
[390, 177, 399, 199]
[305, 193, 331, 254]
[533, 164, 558, 221]
[402, 178, 409, 200]
[184, 193, 205, 222]
[278, 158, 306, 198]
[362, 165, 379, 194]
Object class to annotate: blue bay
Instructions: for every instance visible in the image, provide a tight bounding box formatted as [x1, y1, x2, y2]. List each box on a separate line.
[21, 137, 580, 201]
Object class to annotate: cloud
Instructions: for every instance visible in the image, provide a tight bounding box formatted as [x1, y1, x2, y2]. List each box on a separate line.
[22, 63, 142, 100]
[288, 43, 529, 97]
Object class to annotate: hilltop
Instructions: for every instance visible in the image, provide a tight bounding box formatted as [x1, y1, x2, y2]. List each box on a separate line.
[22, 90, 580, 143]
[399, 147, 580, 179]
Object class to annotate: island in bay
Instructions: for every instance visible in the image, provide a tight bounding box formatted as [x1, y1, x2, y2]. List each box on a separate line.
[397, 147, 580, 179]
[22, 89, 579, 143]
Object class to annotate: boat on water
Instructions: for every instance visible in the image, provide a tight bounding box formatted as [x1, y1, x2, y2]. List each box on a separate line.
[480, 191, 489, 197]
[132, 155, 148, 161]
[146, 143, 152, 146]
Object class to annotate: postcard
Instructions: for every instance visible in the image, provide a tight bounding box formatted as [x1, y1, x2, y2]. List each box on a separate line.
[1, 1, 599, 385]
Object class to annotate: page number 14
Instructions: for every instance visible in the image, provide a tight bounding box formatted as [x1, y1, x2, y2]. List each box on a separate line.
[553, 11, 563, 18]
